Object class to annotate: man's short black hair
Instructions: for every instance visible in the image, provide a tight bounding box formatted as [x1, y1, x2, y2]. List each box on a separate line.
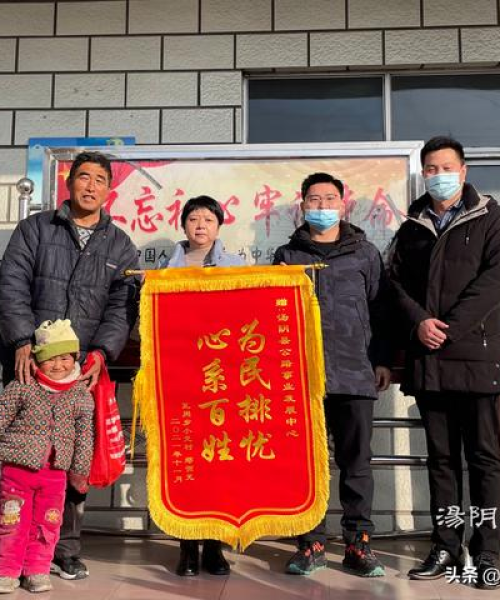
[68, 151, 113, 184]
[420, 136, 465, 166]
[181, 195, 224, 229]
[301, 172, 344, 200]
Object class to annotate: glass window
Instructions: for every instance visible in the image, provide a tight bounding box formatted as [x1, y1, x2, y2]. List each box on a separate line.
[248, 78, 384, 143]
[467, 164, 500, 199]
[392, 74, 500, 147]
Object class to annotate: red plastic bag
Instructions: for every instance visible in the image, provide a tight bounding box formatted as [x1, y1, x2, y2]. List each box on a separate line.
[88, 358, 126, 487]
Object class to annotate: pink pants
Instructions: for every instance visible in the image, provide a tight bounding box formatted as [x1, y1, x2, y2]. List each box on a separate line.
[0, 463, 66, 577]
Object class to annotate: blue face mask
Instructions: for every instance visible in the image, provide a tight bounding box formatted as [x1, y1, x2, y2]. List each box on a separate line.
[425, 172, 462, 202]
[304, 209, 340, 232]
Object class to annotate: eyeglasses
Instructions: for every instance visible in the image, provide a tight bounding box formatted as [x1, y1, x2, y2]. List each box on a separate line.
[304, 194, 342, 208]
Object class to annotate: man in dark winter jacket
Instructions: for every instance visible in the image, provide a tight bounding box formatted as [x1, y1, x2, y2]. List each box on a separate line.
[274, 172, 391, 578]
[0, 151, 139, 581]
[389, 136, 500, 590]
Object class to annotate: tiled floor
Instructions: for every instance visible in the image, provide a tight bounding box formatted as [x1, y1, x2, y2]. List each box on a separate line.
[19, 535, 500, 599]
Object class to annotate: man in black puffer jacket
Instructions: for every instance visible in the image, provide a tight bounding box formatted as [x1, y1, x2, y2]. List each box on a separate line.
[389, 136, 500, 590]
[0, 151, 139, 581]
[274, 172, 392, 578]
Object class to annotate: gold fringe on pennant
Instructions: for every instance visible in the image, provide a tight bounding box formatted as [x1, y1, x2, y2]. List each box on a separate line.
[134, 265, 329, 551]
[130, 280, 156, 460]
[129, 369, 144, 460]
[131, 285, 175, 544]
[142, 265, 312, 296]
[300, 280, 330, 544]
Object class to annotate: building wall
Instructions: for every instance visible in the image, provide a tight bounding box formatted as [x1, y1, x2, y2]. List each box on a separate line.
[0, 0, 495, 535]
[2, 0, 499, 251]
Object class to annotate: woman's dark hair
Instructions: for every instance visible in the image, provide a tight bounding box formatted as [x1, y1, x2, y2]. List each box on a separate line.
[420, 136, 465, 166]
[181, 195, 224, 229]
[301, 172, 344, 200]
[68, 151, 113, 184]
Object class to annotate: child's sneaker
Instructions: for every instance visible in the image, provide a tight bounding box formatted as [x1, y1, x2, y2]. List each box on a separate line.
[343, 532, 385, 577]
[285, 542, 327, 575]
[0, 577, 19, 594]
[21, 574, 52, 593]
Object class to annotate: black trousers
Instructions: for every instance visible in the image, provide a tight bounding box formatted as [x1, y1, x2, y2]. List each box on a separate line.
[416, 391, 500, 559]
[54, 486, 87, 560]
[0, 342, 14, 389]
[299, 394, 375, 547]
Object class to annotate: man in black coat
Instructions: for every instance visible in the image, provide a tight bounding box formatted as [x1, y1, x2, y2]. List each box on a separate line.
[0, 151, 139, 580]
[389, 136, 500, 590]
[274, 172, 391, 577]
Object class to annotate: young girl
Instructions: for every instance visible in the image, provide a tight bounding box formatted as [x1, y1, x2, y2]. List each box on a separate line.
[0, 319, 94, 594]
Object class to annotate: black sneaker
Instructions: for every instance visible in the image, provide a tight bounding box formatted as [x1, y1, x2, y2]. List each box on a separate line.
[285, 542, 327, 575]
[474, 553, 500, 590]
[51, 557, 89, 580]
[342, 532, 385, 577]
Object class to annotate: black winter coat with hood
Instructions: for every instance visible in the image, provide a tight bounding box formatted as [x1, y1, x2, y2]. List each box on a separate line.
[389, 183, 500, 395]
[0, 201, 139, 362]
[274, 221, 392, 399]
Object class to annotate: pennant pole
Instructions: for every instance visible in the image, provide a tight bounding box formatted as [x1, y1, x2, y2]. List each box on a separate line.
[124, 264, 328, 277]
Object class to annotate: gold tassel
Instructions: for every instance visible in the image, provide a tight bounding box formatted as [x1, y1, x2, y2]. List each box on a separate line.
[129, 276, 155, 459]
[303, 282, 330, 543]
[130, 369, 144, 460]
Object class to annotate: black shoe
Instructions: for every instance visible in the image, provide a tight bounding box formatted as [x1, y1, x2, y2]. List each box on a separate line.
[408, 547, 456, 580]
[50, 556, 89, 580]
[343, 532, 385, 577]
[285, 542, 327, 575]
[201, 540, 230, 575]
[474, 553, 500, 590]
[176, 540, 199, 576]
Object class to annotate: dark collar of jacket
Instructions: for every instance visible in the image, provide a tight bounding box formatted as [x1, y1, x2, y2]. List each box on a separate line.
[55, 199, 111, 231]
[287, 221, 366, 255]
[407, 182, 488, 220]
